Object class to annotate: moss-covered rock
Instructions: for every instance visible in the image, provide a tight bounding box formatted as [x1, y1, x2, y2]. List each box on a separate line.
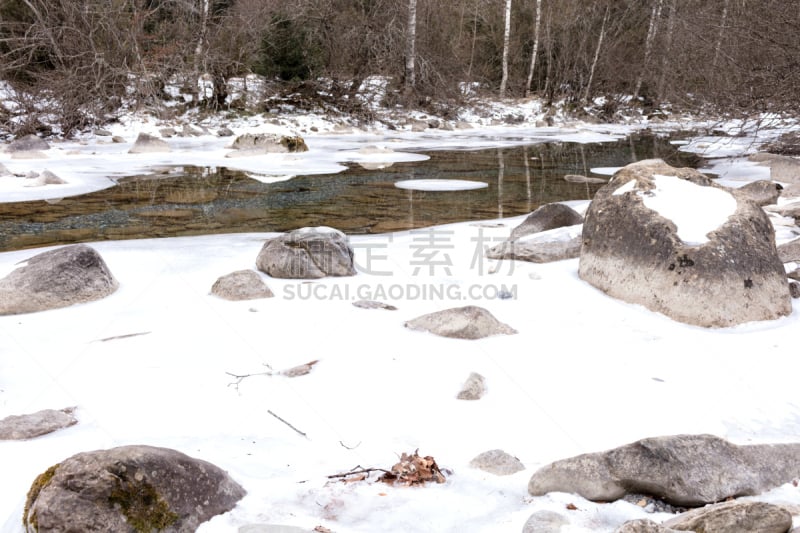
[23, 445, 245, 532]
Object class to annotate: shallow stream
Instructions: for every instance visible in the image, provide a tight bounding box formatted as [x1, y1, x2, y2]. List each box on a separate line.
[0, 132, 701, 252]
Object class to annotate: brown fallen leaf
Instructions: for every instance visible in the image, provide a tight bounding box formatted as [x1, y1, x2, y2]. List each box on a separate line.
[566, 503, 578, 511]
[281, 359, 319, 377]
[313, 527, 333, 533]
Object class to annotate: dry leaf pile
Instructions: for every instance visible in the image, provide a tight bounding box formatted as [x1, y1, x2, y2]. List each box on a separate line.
[328, 450, 446, 487]
[379, 450, 446, 486]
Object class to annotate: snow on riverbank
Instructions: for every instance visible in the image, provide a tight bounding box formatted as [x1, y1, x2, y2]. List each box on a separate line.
[1, 110, 800, 532]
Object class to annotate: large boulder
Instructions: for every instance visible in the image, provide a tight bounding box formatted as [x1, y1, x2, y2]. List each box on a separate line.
[579, 159, 791, 327]
[128, 133, 171, 154]
[256, 227, 356, 279]
[0, 244, 119, 315]
[404, 305, 516, 340]
[662, 500, 793, 533]
[24, 445, 245, 532]
[528, 434, 800, 507]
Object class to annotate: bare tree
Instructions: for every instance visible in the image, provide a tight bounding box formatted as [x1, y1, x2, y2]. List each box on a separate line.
[633, 0, 662, 100]
[524, 0, 542, 97]
[405, 0, 417, 93]
[712, 0, 729, 71]
[583, 4, 609, 103]
[499, 0, 512, 97]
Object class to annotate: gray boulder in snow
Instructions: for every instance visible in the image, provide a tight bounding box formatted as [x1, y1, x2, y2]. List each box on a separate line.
[662, 500, 792, 533]
[256, 227, 356, 279]
[6, 134, 50, 152]
[24, 445, 245, 533]
[777, 237, 800, 263]
[768, 156, 800, 183]
[469, 449, 525, 475]
[732, 180, 782, 206]
[128, 132, 171, 153]
[509, 203, 584, 241]
[615, 519, 680, 533]
[528, 433, 800, 507]
[0, 244, 119, 315]
[521, 510, 570, 533]
[0, 407, 77, 440]
[228, 133, 308, 155]
[27, 169, 66, 186]
[404, 305, 516, 340]
[456, 372, 487, 400]
[579, 159, 791, 327]
[487, 232, 582, 263]
[211, 269, 274, 300]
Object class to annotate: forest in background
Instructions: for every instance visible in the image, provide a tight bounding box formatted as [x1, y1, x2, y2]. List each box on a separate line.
[0, 0, 798, 136]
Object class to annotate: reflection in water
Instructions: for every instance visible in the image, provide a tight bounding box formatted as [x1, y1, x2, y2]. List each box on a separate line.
[0, 134, 701, 252]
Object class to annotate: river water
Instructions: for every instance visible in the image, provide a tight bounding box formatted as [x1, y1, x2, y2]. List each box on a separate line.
[0, 133, 701, 252]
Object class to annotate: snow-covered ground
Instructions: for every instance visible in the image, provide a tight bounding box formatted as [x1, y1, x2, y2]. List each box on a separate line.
[1, 105, 799, 532]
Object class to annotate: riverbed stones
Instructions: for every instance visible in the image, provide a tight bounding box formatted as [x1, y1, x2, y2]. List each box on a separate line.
[404, 305, 516, 339]
[6, 134, 50, 153]
[469, 449, 525, 475]
[0, 244, 119, 315]
[211, 270, 274, 300]
[0, 407, 77, 440]
[256, 227, 356, 279]
[564, 174, 606, 184]
[662, 500, 793, 533]
[615, 519, 680, 533]
[128, 132, 171, 153]
[527, 434, 800, 507]
[733, 179, 783, 206]
[509, 202, 584, 241]
[486, 231, 582, 263]
[579, 159, 791, 327]
[521, 510, 570, 533]
[777, 237, 800, 263]
[23, 445, 245, 532]
[228, 133, 308, 156]
[456, 372, 487, 400]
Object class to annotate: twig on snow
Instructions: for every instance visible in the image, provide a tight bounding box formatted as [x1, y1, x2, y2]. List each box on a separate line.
[268, 409, 308, 439]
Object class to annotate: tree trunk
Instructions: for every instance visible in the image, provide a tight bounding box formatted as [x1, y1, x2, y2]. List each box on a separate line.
[712, 0, 729, 70]
[499, 0, 512, 97]
[583, 5, 609, 104]
[634, 0, 663, 100]
[657, 0, 676, 103]
[194, 0, 210, 102]
[524, 0, 542, 97]
[405, 0, 417, 93]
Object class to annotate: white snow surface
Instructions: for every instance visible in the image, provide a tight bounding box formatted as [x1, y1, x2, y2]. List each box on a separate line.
[1, 109, 800, 533]
[614, 174, 738, 245]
